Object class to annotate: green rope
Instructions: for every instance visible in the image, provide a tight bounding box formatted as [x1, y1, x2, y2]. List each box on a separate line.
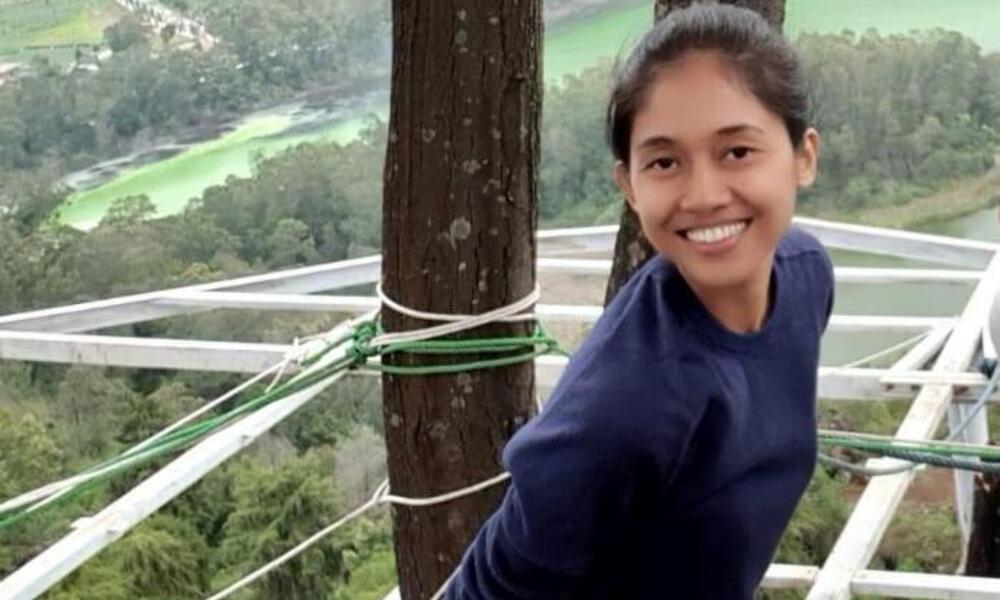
[818, 433, 1000, 461]
[6, 310, 994, 533]
[0, 317, 566, 534]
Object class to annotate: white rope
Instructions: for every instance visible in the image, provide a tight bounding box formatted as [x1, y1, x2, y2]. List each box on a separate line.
[3, 285, 538, 527]
[371, 283, 541, 347]
[0, 360, 289, 515]
[265, 337, 298, 393]
[379, 472, 511, 507]
[204, 473, 512, 600]
[428, 568, 459, 600]
[0, 325, 345, 516]
[206, 287, 538, 600]
[205, 480, 389, 600]
[377, 283, 540, 324]
[836, 328, 931, 371]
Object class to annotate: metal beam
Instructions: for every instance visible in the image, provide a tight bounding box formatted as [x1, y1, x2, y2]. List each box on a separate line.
[0, 256, 618, 334]
[2, 218, 989, 335]
[806, 251, 1000, 600]
[155, 292, 607, 323]
[154, 293, 958, 333]
[1, 269, 949, 346]
[761, 564, 1000, 597]
[155, 293, 957, 334]
[536, 224, 617, 255]
[762, 564, 820, 588]
[851, 570, 1000, 599]
[3, 330, 994, 403]
[828, 315, 951, 334]
[0, 255, 382, 333]
[765, 566, 1000, 598]
[0, 330, 288, 373]
[817, 367, 993, 403]
[888, 323, 954, 373]
[537, 258, 983, 285]
[833, 267, 981, 285]
[385, 566, 1000, 600]
[0, 317, 363, 600]
[533, 218, 1000, 267]
[157, 291, 380, 313]
[5, 319, 982, 385]
[795, 216, 999, 268]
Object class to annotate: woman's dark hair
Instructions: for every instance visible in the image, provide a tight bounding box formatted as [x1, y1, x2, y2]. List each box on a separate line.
[607, 2, 810, 164]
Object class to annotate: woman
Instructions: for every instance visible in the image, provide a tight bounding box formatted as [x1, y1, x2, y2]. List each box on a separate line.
[447, 4, 832, 598]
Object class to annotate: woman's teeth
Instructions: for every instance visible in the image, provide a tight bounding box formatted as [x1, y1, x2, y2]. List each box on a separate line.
[684, 220, 748, 244]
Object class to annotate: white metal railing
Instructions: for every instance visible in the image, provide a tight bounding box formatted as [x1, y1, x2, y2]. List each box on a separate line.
[1, 218, 998, 600]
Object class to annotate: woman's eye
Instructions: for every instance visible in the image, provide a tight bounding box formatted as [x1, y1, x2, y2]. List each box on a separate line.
[646, 157, 676, 171]
[725, 146, 754, 160]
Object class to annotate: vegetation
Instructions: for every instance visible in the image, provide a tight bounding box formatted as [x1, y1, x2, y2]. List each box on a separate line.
[0, 0, 122, 56]
[0, 0, 389, 209]
[799, 30, 1000, 215]
[536, 30, 1000, 227]
[0, 1, 997, 597]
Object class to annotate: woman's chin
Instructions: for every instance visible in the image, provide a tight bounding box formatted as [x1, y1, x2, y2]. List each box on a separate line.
[675, 253, 771, 297]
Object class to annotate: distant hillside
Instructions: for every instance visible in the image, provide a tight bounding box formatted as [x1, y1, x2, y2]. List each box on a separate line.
[0, 0, 124, 63]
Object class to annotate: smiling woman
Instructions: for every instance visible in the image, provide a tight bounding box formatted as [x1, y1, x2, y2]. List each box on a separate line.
[445, 4, 834, 600]
[611, 49, 819, 332]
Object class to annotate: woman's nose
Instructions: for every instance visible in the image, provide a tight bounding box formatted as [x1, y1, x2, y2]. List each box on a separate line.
[678, 162, 733, 213]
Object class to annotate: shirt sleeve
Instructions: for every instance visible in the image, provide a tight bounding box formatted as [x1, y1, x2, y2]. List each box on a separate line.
[822, 250, 835, 332]
[445, 353, 708, 599]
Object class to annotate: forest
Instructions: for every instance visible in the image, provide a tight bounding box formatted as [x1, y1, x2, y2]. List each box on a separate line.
[1, 0, 1000, 598]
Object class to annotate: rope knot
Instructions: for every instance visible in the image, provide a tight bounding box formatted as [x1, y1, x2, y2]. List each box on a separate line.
[347, 320, 381, 365]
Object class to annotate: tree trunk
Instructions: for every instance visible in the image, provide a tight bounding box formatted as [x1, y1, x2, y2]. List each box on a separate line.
[604, 0, 786, 306]
[965, 474, 1000, 575]
[381, 2, 542, 598]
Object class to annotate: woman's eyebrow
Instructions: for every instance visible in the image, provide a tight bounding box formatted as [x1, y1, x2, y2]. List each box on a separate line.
[635, 135, 677, 152]
[715, 123, 766, 137]
[635, 124, 766, 151]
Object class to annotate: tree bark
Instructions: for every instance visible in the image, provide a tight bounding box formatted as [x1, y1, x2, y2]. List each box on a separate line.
[966, 474, 1000, 575]
[381, 2, 542, 598]
[603, 0, 786, 306]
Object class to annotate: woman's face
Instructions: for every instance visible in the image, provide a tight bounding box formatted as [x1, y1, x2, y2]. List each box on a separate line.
[614, 50, 819, 298]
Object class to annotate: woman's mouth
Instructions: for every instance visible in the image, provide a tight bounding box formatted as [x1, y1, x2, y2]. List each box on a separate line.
[677, 218, 751, 253]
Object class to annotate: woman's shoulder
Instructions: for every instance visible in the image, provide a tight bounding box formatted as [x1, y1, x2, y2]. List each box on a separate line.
[525, 256, 715, 447]
[774, 225, 835, 331]
[591, 256, 692, 346]
[540, 317, 713, 444]
[776, 225, 834, 285]
[776, 225, 830, 262]
[519, 341, 713, 471]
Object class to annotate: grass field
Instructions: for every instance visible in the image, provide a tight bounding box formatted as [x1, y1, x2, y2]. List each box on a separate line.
[0, 0, 123, 60]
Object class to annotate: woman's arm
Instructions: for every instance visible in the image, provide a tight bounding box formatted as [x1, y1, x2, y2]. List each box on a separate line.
[445, 354, 708, 598]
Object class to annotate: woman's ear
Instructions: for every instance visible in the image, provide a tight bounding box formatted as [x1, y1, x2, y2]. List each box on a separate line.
[795, 128, 821, 189]
[612, 161, 637, 209]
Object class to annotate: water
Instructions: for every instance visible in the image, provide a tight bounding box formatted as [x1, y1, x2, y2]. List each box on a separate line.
[57, 95, 388, 229]
[57, 2, 652, 229]
[57, 0, 1000, 228]
[49, 2, 1000, 369]
[820, 207, 999, 366]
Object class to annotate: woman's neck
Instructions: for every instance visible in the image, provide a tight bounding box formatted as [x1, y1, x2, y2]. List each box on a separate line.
[687, 259, 774, 334]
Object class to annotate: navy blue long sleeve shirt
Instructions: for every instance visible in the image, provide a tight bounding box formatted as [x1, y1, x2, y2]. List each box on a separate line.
[447, 227, 834, 599]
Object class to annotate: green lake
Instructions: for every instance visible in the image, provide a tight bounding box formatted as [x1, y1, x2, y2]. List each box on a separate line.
[58, 0, 1000, 229]
[50, 1, 1000, 369]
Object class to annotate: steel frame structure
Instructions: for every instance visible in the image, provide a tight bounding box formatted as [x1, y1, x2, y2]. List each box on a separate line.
[1, 217, 999, 600]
